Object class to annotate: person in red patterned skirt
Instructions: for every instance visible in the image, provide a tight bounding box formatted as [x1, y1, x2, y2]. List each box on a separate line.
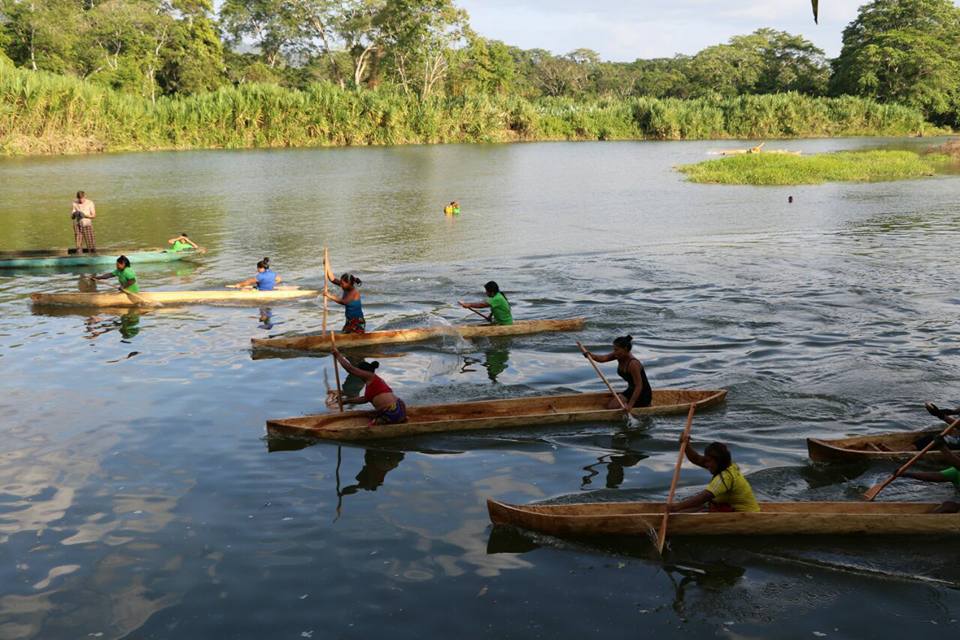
[71, 191, 97, 253]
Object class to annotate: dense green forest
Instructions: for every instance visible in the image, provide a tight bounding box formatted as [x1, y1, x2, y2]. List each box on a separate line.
[1, 0, 958, 154]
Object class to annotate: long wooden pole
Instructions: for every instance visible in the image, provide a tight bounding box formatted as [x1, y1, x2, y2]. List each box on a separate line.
[657, 404, 697, 553]
[323, 247, 329, 334]
[576, 341, 629, 414]
[864, 415, 960, 501]
[323, 247, 343, 412]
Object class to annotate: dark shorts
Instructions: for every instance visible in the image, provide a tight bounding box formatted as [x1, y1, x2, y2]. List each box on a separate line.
[343, 317, 366, 334]
[371, 399, 407, 426]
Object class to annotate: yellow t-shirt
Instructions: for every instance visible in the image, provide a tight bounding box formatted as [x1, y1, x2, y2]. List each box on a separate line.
[705, 464, 760, 512]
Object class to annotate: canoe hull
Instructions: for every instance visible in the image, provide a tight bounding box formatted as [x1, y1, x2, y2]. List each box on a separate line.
[807, 428, 951, 463]
[266, 389, 727, 442]
[30, 288, 319, 308]
[488, 499, 960, 536]
[251, 318, 586, 352]
[0, 249, 193, 268]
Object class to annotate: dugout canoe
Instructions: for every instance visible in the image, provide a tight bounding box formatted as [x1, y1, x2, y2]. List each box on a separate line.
[30, 288, 319, 308]
[0, 248, 195, 268]
[487, 499, 960, 537]
[251, 318, 587, 352]
[266, 388, 727, 442]
[807, 428, 957, 464]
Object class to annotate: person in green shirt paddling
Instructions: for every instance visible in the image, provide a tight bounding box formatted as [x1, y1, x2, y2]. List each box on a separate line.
[91, 255, 140, 293]
[167, 233, 202, 253]
[895, 435, 960, 513]
[459, 281, 512, 325]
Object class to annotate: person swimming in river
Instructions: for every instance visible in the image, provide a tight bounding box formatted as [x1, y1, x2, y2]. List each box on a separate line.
[459, 281, 512, 325]
[167, 233, 202, 253]
[91, 255, 139, 292]
[233, 258, 281, 291]
[331, 347, 407, 426]
[669, 442, 760, 513]
[581, 335, 652, 410]
[324, 261, 365, 333]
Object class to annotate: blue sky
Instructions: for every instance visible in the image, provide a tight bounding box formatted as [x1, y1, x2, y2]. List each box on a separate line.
[457, 0, 868, 60]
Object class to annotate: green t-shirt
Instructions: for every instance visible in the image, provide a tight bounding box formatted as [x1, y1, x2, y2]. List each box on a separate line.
[112, 266, 139, 293]
[171, 240, 192, 252]
[941, 467, 960, 489]
[487, 292, 512, 325]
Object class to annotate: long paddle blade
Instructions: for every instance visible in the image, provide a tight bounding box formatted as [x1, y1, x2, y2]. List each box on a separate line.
[863, 415, 960, 501]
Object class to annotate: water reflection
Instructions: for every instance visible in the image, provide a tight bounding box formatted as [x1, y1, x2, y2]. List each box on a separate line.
[82, 310, 142, 342]
[334, 447, 405, 519]
[459, 342, 510, 382]
[580, 448, 648, 489]
[258, 307, 274, 330]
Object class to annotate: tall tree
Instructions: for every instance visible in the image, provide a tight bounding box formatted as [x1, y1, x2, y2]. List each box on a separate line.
[831, 0, 960, 121]
[376, 0, 467, 99]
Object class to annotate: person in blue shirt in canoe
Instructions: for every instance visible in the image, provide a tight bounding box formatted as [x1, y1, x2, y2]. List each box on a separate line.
[233, 257, 282, 291]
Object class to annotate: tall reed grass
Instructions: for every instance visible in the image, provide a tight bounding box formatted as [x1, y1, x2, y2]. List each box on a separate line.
[0, 62, 943, 155]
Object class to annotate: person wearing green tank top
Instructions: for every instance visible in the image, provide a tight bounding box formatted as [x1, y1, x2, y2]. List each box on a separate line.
[459, 281, 513, 325]
[167, 233, 202, 253]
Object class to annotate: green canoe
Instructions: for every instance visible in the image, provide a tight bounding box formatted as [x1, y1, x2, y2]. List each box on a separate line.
[0, 248, 196, 269]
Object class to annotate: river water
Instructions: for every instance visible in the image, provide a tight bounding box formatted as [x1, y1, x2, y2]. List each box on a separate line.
[1, 138, 959, 639]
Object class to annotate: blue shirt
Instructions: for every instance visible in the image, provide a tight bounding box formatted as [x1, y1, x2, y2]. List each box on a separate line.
[345, 297, 363, 319]
[255, 269, 277, 291]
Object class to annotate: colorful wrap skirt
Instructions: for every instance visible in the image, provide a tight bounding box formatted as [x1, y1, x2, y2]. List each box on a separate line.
[371, 399, 407, 426]
[343, 316, 366, 334]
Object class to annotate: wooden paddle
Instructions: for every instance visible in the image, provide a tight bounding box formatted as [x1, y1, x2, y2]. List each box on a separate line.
[462, 304, 492, 323]
[324, 247, 344, 412]
[657, 404, 697, 554]
[864, 415, 960, 501]
[576, 341, 630, 415]
[323, 247, 329, 334]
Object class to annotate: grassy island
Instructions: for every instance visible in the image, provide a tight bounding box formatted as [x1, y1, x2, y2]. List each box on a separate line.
[677, 150, 952, 185]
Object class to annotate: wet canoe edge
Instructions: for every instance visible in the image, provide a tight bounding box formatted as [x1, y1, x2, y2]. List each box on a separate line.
[487, 499, 960, 536]
[265, 389, 728, 443]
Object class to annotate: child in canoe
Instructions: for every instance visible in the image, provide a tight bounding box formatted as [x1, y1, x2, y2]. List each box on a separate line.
[581, 335, 652, 410]
[167, 233, 202, 252]
[331, 347, 407, 426]
[459, 281, 512, 325]
[91, 255, 139, 292]
[324, 261, 365, 333]
[233, 258, 281, 291]
[670, 442, 760, 513]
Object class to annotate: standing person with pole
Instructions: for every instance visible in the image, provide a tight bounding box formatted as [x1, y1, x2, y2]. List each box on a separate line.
[324, 248, 343, 412]
[71, 191, 97, 253]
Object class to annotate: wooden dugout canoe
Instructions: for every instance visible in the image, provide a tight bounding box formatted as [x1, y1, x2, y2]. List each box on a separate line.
[0, 248, 194, 268]
[807, 428, 956, 464]
[266, 389, 727, 442]
[30, 288, 319, 308]
[487, 499, 960, 537]
[251, 318, 587, 352]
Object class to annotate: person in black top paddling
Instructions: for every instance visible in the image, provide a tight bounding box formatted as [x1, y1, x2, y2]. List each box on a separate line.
[581, 335, 652, 410]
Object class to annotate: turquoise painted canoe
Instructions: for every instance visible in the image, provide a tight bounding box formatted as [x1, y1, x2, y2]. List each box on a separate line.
[0, 248, 196, 269]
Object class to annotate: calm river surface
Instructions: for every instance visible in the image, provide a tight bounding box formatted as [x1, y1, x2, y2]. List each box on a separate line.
[1, 138, 959, 639]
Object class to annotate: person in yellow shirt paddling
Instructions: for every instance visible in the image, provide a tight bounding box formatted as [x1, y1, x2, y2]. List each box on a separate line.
[670, 442, 760, 513]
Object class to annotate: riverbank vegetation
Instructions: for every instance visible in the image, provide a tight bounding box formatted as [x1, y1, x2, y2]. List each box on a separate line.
[677, 150, 952, 185]
[0, 59, 938, 154]
[1, 0, 959, 155]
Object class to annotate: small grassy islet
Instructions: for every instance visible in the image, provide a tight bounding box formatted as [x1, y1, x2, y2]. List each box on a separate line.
[677, 150, 952, 185]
